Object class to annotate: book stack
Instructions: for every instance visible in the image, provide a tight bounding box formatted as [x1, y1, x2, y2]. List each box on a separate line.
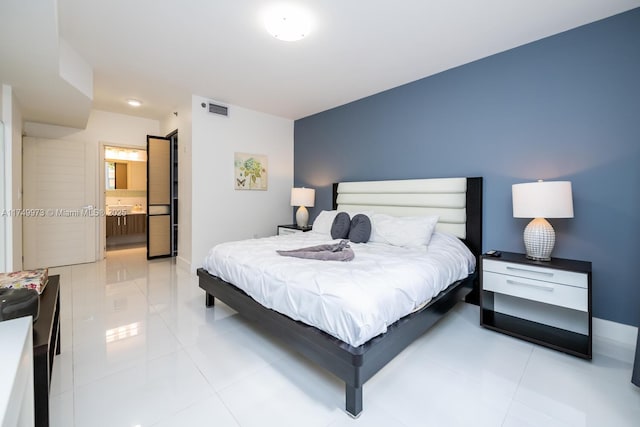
[0, 268, 49, 295]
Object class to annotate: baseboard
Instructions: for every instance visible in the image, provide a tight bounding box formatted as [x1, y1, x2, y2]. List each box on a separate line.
[593, 317, 638, 363]
[176, 256, 191, 272]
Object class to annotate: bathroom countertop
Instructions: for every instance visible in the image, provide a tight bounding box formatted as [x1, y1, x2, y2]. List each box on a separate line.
[106, 211, 147, 216]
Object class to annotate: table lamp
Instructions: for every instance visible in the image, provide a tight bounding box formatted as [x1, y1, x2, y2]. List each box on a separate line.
[512, 180, 573, 261]
[290, 187, 315, 228]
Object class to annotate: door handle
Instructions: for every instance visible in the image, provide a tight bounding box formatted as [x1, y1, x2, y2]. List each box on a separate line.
[118, 217, 120, 226]
[506, 266, 554, 277]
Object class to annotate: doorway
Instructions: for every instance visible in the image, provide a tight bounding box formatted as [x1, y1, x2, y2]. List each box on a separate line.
[101, 144, 148, 253]
[146, 132, 178, 259]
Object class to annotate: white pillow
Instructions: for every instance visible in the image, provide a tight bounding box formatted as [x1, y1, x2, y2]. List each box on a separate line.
[311, 210, 338, 235]
[342, 209, 375, 219]
[311, 209, 376, 236]
[369, 214, 439, 247]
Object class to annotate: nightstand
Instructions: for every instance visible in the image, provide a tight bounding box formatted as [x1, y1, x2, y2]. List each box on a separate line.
[277, 224, 312, 236]
[480, 251, 592, 359]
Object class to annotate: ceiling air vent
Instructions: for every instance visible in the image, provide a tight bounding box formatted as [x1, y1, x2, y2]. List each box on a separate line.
[207, 102, 228, 116]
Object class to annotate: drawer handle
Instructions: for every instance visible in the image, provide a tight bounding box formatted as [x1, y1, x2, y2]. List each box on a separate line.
[506, 279, 554, 291]
[506, 266, 553, 277]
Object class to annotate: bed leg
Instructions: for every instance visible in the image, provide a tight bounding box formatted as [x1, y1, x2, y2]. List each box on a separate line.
[205, 293, 215, 307]
[345, 384, 362, 418]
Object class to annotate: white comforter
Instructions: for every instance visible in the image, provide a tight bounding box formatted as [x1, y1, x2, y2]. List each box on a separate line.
[203, 231, 475, 347]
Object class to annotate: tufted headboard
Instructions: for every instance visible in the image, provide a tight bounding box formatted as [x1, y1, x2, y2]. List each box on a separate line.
[332, 177, 483, 260]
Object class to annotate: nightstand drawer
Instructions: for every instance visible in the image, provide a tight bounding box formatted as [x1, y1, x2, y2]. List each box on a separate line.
[483, 271, 588, 311]
[278, 227, 301, 235]
[483, 259, 587, 289]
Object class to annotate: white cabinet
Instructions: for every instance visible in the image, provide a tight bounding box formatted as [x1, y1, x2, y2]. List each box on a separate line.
[482, 259, 588, 312]
[480, 252, 592, 359]
[0, 317, 34, 427]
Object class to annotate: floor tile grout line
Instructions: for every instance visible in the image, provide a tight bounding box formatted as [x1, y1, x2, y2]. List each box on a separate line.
[181, 325, 291, 394]
[69, 265, 77, 427]
[179, 336, 244, 426]
[500, 344, 534, 427]
[69, 249, 192, 425]
[64, 254, 176, 392]
[141, 252, 242, 426]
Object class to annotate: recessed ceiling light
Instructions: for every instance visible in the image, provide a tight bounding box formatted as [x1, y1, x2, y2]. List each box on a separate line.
[264, 4, 311, 42]
[127, 99, 142, 107]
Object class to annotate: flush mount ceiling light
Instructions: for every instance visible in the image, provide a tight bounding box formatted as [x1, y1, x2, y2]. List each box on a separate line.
[264, 4, 312, 42]
[127, 99, 142, 107]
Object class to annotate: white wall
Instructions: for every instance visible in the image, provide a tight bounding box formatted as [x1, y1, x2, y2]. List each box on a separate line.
[21, 103, 293, 270]
[0, 85, 5, 272]
[24, 110, 160, 259]
[190, 95, 294, 271]
[24, 109, 159, 148]
[1, 84, 23, 272]
[10, 88, 22, 271]
[160, 104, 192, 270]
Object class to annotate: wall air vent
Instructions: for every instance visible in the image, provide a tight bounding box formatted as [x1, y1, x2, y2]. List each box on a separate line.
[208, 103, 228, 116]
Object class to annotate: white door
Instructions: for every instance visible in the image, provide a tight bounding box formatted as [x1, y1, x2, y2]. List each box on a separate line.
[23, 137, 97, 268]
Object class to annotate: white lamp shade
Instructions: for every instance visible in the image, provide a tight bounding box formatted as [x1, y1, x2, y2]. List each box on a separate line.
[512, 181, 573, 219]
[290, 187, 315, 207]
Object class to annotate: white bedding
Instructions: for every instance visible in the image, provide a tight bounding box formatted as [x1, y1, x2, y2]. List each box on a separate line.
[203, 231, 475, 347]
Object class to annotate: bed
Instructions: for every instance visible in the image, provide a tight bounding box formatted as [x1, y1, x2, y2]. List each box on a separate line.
[197, 176, 482, 417]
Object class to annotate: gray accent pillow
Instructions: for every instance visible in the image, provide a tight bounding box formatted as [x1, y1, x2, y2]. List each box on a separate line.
[331, 212, 351, 239]
[349, 214, 372, 243]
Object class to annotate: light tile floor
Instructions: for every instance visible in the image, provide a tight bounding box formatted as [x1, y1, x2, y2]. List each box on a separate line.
[48, 247, 640, 427]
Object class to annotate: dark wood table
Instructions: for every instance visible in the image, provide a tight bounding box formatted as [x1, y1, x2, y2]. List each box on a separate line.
[32, 275, 60, 427]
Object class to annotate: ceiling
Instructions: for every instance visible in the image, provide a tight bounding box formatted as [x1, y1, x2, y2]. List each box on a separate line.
[1, 0, 639, 128]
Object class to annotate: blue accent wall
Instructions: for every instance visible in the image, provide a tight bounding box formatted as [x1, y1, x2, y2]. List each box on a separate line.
[293, 9, 640, 326]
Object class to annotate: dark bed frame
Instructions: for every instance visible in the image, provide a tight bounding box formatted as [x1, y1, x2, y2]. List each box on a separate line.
[197, 177, 482, 417]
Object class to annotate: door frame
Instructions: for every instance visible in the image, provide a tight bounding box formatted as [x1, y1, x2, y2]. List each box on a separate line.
[98, 141, 147, 259]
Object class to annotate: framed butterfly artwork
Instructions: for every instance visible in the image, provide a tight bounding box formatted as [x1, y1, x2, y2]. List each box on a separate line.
[234, 152, 268, 190]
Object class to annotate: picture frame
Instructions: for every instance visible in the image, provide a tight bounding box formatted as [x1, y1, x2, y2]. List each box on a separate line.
[234, 152, 268, 190]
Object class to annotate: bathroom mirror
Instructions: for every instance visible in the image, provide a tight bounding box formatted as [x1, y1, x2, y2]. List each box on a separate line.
[106, 162, 128, 189]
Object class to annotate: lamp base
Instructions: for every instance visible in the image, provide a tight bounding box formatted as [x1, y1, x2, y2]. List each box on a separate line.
[526, 254, 552, 262]
[523, 218, 555, 261]
[296, 206, 309, 228]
